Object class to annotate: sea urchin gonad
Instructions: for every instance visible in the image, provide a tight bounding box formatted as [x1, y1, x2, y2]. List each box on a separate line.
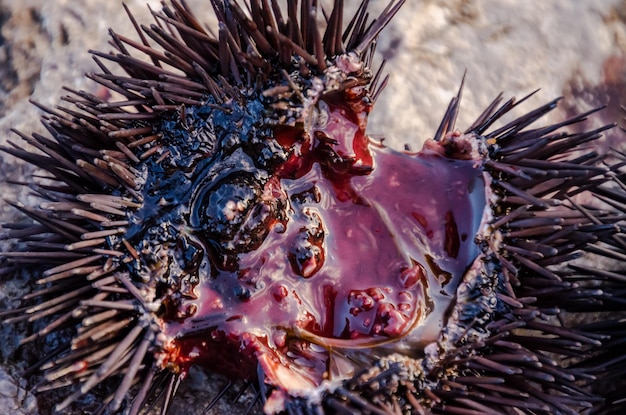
[2, 1, 626, 414]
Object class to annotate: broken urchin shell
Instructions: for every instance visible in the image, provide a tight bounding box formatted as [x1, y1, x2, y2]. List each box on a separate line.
[1, 1, 626, 414]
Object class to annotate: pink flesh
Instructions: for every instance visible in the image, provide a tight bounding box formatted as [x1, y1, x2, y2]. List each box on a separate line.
[161, 95, 486, 391]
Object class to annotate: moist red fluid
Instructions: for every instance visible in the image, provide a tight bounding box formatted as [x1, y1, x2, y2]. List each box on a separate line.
[161, 93, 486, 391]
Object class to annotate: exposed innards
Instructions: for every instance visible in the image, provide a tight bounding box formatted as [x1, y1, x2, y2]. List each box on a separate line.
[1, 1, 626, 414]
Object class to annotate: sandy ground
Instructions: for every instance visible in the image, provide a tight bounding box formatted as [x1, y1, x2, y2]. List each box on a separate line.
[0, 1, 625, 414]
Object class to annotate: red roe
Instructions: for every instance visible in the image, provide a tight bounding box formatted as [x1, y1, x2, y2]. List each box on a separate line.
[158, 87, 486, 402]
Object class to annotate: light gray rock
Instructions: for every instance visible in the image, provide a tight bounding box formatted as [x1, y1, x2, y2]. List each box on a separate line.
[0, 366, 37, 415]
[369, 0, 625, 146]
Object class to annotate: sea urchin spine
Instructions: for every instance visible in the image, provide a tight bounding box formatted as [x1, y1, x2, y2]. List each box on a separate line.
[1, 1, 626, 415]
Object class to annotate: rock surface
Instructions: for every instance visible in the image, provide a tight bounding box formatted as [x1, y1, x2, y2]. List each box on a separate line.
[1, 1, 625, 414]
[0, 366, 37, 415]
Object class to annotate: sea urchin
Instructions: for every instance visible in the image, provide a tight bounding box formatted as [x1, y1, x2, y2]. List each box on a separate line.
[2, 1, 626, 414]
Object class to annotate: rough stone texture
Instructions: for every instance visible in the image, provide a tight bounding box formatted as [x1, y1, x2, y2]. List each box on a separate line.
[0, 366, 37, 415]
[0, 1, 625, 414]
